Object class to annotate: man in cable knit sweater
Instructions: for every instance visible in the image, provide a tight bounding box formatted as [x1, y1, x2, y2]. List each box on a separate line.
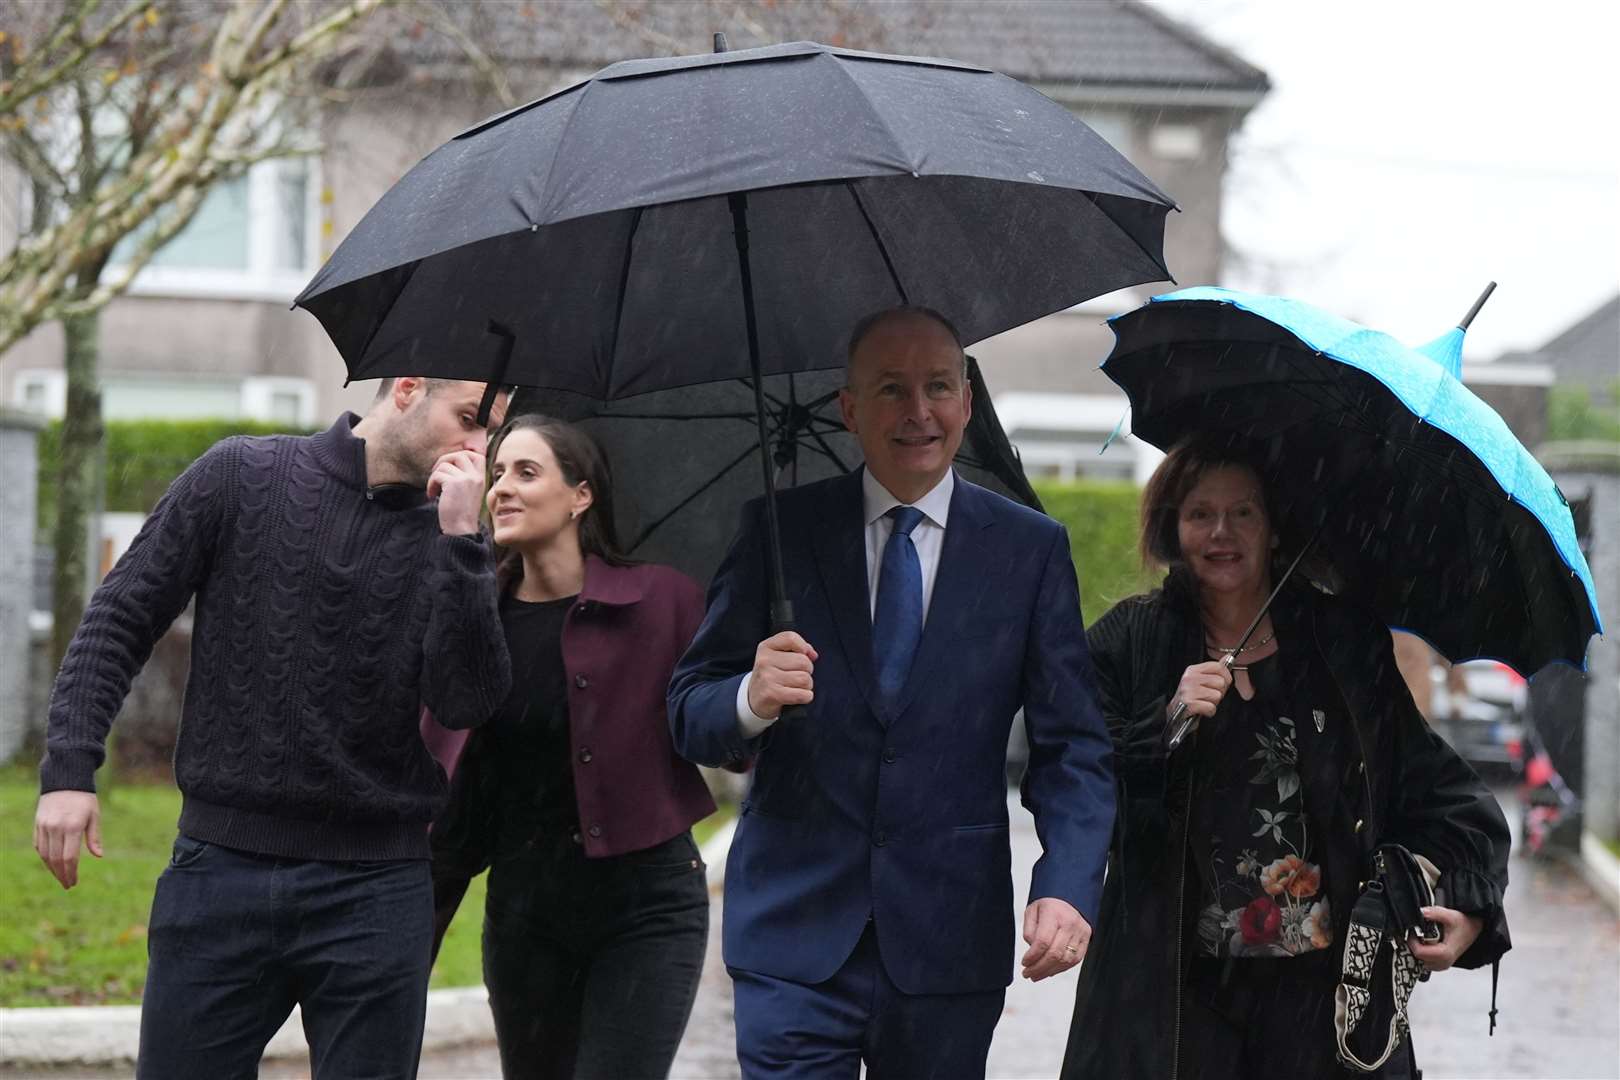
[33, 376, 512, 1079]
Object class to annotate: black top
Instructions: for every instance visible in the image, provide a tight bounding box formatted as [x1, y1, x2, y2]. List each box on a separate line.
[1190, 654, 1331, 959]
[488, 593, 579, 852]
[40, 414, 511, 861]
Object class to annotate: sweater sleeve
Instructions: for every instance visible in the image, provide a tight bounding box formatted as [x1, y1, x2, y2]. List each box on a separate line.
[40, 440, 235, 794]
[418, 533, 511, 730]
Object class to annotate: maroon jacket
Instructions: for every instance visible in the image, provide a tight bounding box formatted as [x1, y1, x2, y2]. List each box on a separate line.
[424, 556, 715, 863]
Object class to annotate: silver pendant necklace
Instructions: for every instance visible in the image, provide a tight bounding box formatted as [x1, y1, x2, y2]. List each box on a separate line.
[1205, 630, 1275, 673]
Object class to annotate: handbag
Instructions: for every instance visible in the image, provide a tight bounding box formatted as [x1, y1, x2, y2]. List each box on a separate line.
[1333, 842, 1442, 1072]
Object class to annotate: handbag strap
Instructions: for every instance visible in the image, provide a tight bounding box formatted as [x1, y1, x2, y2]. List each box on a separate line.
[1334, 882, 1424, 1073]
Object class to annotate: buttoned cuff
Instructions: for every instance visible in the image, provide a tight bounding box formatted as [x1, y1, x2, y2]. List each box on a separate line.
[735, 673, 777, 738]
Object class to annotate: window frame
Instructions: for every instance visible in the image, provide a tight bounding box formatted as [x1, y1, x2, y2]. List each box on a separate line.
[112, 155, 322, 303]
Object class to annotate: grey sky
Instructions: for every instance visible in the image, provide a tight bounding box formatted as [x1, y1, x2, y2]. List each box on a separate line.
[1149, 0, 1619, 361]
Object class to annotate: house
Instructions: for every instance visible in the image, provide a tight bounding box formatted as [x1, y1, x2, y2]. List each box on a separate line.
[1497, 294, 1619, 408]
[2, 0, 1271, 486]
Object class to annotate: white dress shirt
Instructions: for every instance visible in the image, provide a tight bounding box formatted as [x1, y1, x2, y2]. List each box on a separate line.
[736, 470, 954, 736]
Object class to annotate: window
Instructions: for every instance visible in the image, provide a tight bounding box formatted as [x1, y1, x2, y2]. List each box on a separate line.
[9, 369, 316, 425]
[1148, 123, 1203, 162]
[11, 371, 65, 417]
[1078, 108, 1132, 154]
[110, 157, 319, 302]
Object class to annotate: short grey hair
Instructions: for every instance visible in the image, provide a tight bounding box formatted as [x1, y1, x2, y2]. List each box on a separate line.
[371, 376, 452, 403]
[845, 306, 969, 383]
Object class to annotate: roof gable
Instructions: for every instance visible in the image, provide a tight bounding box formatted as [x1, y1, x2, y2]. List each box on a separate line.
[410, 0, 1268, 98]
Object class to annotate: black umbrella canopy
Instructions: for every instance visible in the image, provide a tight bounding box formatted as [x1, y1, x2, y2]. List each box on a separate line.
[511, 357, 1042, 587]
[296, 40, 1175, 396]
[1104, 300, 1598, 676]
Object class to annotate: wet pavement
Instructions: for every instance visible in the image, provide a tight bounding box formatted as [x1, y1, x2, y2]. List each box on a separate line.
[398, 790, 1620, 1075]
[407, 789, 1620, 1080]
[6, 791, 1615, 1079]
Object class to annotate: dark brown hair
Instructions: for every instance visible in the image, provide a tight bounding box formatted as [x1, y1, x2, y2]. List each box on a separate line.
[486, 414, 634, 591]
[1138, 433, 1283, 571]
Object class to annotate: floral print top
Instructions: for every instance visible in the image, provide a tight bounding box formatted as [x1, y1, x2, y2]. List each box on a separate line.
[1190, 654, 1332, 959]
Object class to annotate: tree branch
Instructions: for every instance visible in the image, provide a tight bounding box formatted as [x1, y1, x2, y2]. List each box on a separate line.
[0, 0, 149, 118]
[591, 0, 687, 55]
[2, 120, 70, 195]
[242, 0, 390, 84]
[404, 0, 516, 107]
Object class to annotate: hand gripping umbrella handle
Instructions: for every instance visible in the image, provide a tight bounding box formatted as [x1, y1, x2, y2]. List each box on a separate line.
[1165, 653, 1236, 753]
[1164, 532, 1320, 754]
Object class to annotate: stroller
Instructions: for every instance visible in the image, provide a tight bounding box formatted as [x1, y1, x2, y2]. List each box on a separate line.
[1510, 721, 1581, 856]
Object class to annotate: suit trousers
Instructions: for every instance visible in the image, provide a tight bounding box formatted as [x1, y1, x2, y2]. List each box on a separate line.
[730, 922, 1005, 1080]
[137, 835, 434, 1080]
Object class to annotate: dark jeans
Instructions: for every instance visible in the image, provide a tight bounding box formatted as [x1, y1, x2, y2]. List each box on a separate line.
[1179, 954, 1415, 1080]
[483, 829, 709, 1080]
[729, 923, 1006, 1080]
[137, 835, 434, 1080]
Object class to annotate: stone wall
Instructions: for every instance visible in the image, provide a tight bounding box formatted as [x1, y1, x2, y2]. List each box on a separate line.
[0, 408, 45, 762]
[1541, 442, 1620, 843]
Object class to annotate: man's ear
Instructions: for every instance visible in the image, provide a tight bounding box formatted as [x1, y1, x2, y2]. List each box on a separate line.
[838, 386, 858, 434]
[392, 377, 425, 413]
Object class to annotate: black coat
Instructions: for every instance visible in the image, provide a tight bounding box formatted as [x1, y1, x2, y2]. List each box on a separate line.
[1061, 573, 1511, 1080]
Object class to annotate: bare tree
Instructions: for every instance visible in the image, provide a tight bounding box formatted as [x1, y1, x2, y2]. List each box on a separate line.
[0, 0, 389, 670]
[0, 0, 904, 676]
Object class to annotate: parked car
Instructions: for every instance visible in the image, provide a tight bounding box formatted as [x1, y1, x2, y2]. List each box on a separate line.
[1430, 660, 1527, 777]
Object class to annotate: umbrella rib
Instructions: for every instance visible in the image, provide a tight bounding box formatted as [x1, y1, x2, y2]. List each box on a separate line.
[604, 205, 647, 394]
[806, 427, 855, 473]
[847, 183, 909, 305]
[1080, 190, 1173, 282]
[353, 260, 422, 369]
[627, 441, 762, 552]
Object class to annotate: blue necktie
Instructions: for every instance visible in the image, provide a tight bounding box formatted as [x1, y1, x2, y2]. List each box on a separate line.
[872, 506, 925, 704]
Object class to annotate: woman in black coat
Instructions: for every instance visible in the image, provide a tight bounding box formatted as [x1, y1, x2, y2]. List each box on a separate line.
[1062, 436, 1511, 1080]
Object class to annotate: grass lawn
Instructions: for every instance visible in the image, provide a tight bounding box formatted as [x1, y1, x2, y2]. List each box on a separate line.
[1, 767, 732, 1005]
[0, 767, 175, 1007]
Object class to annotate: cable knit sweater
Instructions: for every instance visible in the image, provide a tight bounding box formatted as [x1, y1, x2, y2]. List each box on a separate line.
[40, 413, 511, 861]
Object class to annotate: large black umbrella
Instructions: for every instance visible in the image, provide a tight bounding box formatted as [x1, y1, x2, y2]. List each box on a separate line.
[296, 38, 1175, 626]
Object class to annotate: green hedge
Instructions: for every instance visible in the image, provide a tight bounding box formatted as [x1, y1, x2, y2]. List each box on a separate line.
[1548, 383, 1620, 444]
[1034, 479, 1160, 626]
[36, 419, 316, 534]
[32, 425, 1157, 626]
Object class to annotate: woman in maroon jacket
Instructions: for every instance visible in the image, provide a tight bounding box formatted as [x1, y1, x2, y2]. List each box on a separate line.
[429, 414, 715, 1080]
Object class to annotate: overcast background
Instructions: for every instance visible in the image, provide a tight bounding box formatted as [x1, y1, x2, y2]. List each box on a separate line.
[1148, 0, 1619, 360]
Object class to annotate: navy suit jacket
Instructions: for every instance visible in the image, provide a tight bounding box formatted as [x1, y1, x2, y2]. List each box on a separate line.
[669, 470, 1115, 995]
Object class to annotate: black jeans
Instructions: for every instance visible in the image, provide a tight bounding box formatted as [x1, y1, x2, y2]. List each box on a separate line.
[483, 829, 710, 1080]
[138, 835, 434, 1080]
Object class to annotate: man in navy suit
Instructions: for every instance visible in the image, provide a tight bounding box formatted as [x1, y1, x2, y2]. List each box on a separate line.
[669, 307, 1115, 1078]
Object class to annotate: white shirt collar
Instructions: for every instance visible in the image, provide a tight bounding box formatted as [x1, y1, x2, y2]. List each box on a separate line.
[862, 468, 954, 530]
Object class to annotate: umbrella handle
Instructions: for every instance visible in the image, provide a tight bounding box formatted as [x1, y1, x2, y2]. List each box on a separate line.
[1165, 654, 1235, 752]
[1164, 530, 1320, 753]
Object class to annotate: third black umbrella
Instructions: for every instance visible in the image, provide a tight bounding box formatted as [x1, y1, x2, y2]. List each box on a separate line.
[512, 356, 1043, 587]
